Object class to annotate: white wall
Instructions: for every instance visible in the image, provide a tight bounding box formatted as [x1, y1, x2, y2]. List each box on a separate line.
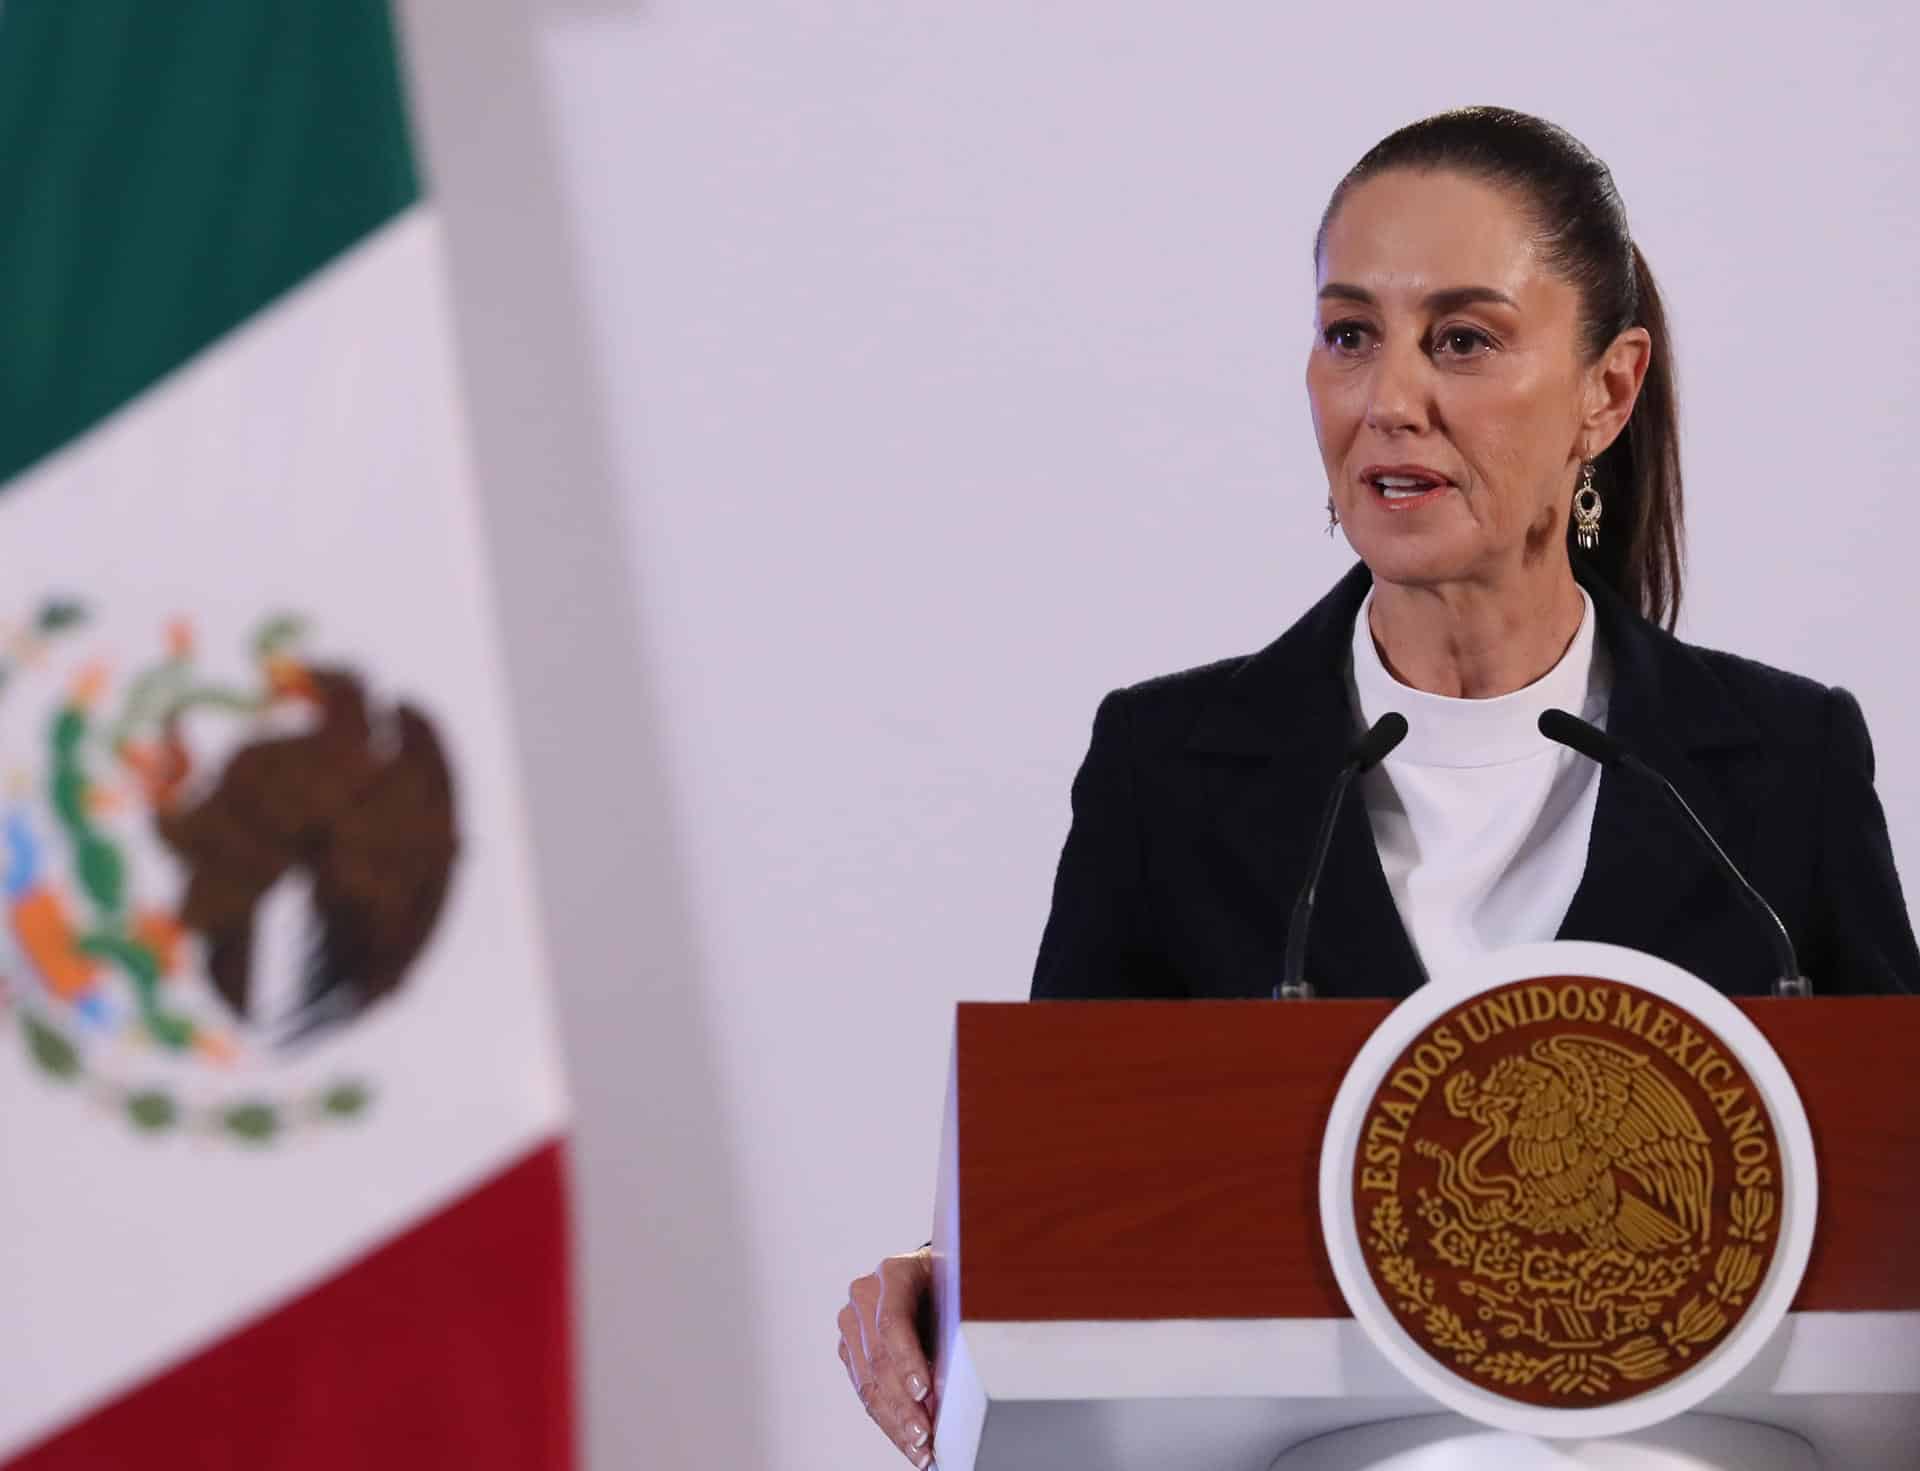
[399, 3, 1920, 1466]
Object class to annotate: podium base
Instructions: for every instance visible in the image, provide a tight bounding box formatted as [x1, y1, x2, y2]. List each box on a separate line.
[1270, 1413, 1820, 1471]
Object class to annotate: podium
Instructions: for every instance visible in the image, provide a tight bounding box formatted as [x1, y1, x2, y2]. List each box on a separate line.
[929, 998, 1920, 1469]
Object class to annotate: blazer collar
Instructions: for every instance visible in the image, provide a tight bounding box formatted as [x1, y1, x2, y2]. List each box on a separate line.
[1178, 559, 1768, 997]
[1185, 558, 1762, 766]
[1185, 561, 1372, 762]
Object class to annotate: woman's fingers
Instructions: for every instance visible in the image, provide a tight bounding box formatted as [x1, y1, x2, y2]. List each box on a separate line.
[864, 1253, 935, 1461]
[836, 1306, 867, 1395]
[842, 1253, 937, 1466]
[871, 1253, 936, 1410]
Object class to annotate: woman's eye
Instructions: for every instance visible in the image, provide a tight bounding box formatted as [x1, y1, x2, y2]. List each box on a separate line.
[1435, 326, 1493, 357]
[1322, 321, 1372, 354]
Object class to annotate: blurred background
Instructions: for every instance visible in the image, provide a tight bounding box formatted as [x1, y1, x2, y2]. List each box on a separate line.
[1, 3, 1914, 1469]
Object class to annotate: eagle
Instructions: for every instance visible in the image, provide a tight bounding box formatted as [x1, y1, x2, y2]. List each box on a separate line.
[145, 661, 458, 1045]
[1438, 1034, 1714, 1255]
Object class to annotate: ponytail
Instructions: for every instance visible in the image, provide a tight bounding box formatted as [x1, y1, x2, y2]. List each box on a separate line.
[1583, 245, 1684, 629]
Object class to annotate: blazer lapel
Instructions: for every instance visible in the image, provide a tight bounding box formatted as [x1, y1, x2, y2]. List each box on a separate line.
[1185, 563, 1426, 999]
[1557, 569, 1768, 955]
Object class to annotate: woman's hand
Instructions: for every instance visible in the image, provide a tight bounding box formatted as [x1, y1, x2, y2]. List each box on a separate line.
[838, 1247, 937, 1467]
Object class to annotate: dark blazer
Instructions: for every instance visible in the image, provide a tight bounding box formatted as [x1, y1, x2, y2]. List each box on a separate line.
[1031, 562, 1920, 1000]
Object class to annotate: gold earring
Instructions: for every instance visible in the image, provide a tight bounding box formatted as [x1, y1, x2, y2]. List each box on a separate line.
[1572, 461, 1602, 550]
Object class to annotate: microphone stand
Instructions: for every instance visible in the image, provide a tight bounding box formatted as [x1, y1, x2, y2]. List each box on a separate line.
[1275, 713, 1408, 1001]
[1538, 708, 1813, 998]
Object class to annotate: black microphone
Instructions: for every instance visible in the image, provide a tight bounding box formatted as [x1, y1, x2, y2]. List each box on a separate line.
[1538, 708, 1812, 998]
[1274, 712, 1409, 1000]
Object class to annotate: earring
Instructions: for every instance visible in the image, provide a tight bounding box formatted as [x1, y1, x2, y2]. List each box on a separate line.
[1326, 496, 1340, 536]
[1572, 461, 1602, 550]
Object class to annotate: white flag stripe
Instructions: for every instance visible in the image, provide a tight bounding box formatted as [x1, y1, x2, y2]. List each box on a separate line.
[0, 207, 568, 1458]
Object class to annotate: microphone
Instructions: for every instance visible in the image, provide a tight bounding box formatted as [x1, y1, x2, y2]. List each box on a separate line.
[1274, 713, 1409, 1000]
[1538, 708, 1812, 998]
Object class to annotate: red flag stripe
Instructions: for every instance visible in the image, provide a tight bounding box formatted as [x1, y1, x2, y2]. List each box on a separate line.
[5, 1140, 573, 1470]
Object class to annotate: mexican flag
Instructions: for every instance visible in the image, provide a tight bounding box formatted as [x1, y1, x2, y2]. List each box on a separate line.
[0, 4, 573, 1467]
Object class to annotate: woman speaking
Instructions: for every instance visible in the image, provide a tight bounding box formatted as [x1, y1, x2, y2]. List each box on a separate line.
[836, 106, 1920, 1467]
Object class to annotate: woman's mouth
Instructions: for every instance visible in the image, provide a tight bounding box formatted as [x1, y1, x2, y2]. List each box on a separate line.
[1363, 468, 1453, 510]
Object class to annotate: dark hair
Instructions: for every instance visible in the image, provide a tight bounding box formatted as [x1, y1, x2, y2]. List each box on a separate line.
[1316, 107, 1684, 629]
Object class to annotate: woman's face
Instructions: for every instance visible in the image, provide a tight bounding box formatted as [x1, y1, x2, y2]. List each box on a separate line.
[1306, 168, 1611, 593]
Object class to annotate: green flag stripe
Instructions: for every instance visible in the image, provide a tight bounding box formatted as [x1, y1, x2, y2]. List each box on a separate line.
[0, 0, 421, 487]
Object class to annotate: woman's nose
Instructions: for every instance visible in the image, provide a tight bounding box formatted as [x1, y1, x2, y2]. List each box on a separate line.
[1364, 341, 1429, 436]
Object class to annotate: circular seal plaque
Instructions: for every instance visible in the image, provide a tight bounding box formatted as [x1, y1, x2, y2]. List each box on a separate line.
[1320, 942, 1818, 1439]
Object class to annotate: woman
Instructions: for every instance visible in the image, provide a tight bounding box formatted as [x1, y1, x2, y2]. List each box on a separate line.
[836, 106, 1920, 1467]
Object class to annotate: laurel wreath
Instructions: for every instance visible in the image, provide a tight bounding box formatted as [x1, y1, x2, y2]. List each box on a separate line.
[5, 984, 374, 1146]
[1661, 1186, 1774, 1361]
[1367, 1183, 1778, 1397]
[1368, 1197, 1488, 1360]
[0, 604, 378, 1147]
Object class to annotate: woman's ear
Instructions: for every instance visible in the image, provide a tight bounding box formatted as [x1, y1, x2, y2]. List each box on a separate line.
[1583, 326, 1652, 454]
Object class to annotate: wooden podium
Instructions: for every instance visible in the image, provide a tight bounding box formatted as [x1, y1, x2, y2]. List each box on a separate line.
[929, 998, 1920, 1469]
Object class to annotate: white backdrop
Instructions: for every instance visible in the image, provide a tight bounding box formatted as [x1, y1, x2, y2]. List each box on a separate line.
[398, 3, 1920, 1467]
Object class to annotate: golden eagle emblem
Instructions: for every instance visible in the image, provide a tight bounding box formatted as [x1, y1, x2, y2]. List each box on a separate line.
[1353, 978, 1783, 1407]
[1436, 1035, 1713, 1256]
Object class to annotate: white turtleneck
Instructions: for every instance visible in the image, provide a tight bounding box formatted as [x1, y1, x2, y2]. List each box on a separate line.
[1348, 586, 1612, 983]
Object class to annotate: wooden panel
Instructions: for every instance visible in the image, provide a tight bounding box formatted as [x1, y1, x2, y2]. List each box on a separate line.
[955, 1000, 1371, 1323]
[955, 998, 1920, 1322]
[1749, 997, 1920, 1311]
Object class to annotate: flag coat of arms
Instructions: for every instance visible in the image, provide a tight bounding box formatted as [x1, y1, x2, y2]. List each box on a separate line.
[0, 4, 574, 1466]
